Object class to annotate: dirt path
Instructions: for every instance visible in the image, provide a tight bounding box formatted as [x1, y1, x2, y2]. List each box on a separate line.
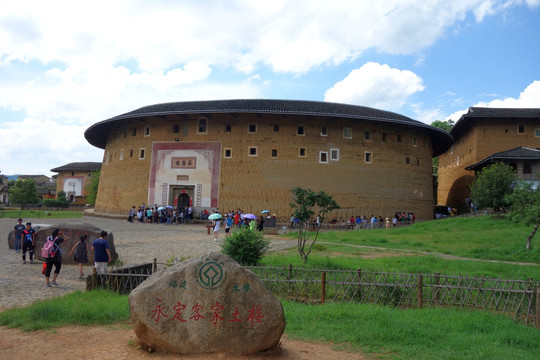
[319, 242, 540, 266]
[0, 324, 364, 360]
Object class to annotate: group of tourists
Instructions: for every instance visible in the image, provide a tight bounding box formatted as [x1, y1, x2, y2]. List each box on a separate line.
[210, 209, 268, 241]
[288, 212, 416, 230]
[13, 218, 111, 288]
[128, 203, 193, 224]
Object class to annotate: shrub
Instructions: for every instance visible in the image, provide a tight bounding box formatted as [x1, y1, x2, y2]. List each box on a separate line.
[221, 228, 270, 265]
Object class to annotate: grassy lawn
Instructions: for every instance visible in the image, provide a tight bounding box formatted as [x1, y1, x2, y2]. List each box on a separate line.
[0, 209, 83, 218]
[267, 216, 540, 280]
[1, 291, 538, 360]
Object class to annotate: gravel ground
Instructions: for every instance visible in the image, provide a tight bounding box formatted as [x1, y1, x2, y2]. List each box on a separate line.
[0, 216, 296, 311]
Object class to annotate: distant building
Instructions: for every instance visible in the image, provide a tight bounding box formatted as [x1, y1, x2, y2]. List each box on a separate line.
[84, 99, 451, 220]
[0, 175, 9, 204]
[50, 162, 102, 204]
[438, 107, 540, 208]
[17, 174, 56, 201]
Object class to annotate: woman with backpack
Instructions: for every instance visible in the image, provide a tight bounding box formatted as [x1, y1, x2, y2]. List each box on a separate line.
[44, 228, 68, 287]
[69, 234, 88, 280]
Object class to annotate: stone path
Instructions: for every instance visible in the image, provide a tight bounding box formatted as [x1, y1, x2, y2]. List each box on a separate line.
[0, 217, 296, 311]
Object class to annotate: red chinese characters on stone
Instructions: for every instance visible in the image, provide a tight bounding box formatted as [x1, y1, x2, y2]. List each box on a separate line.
[151, 299, 169, 323]
[151, 299, 263, 327]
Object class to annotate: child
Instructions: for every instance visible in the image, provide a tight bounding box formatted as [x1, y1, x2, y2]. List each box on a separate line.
[70, 234, 89, 279]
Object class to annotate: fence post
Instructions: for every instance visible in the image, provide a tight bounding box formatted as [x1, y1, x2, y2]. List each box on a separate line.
[91, 267, 97, 290]
[434, 272, 440, 305]
[288, 264, 293, 280]
[417, 274, 423, 309]
[153, 258, 157, 273]
[536, 285, 540, 329]
[321, 272, 326, 304]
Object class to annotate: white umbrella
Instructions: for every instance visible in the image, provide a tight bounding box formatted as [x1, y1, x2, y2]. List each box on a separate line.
[244, 213, 257, 220]
[208, 213, 222, 220]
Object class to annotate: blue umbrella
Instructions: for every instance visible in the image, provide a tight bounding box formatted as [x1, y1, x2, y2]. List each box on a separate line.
[244, 213, 257, 220]
[261, 210, 270, 214]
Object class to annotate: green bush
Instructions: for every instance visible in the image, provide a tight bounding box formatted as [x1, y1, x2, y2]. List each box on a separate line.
[42, 198, 69, 208]
[221, 228, 270, 265]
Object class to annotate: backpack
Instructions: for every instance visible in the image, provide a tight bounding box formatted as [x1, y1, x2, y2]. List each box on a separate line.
[41, 236, 58, 259]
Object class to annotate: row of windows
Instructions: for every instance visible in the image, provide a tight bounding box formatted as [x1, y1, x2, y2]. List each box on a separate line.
[109, 120, 419, 146]
[105, 147, 419, 166]
[516, 124, 540, 136]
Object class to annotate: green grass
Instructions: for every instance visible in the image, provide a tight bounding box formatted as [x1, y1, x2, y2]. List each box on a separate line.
[0, 290, 129, 331]
[1, 291, 538, 359]
[271, 216, 540, 279]
[0, 209, 83, 219]
[283, 300, 540, 360]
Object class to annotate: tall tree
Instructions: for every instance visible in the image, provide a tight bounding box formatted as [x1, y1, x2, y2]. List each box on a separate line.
[470, 162, 515, 211]
[9, 178, 39, 209]
[86, 170, 100, 205]
[505, 182, 540, 250]
[289, 187, 340, 263]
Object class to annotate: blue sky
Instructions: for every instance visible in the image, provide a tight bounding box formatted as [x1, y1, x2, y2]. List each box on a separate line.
[1, 0, 539, 177]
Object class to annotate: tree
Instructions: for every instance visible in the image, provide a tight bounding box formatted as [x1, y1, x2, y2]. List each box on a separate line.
[289, 187, 340, 263]
[505, 182, 540, 250]
[470, 163, 515, 212]
[8, 178, 39, 209]
[86, 170, 100, 205]
[221, 228, 270, 265]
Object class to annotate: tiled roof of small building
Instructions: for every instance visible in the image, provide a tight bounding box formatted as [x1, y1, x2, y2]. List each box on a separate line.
[465, 146, 540, 170]
[50, 162, 102, 173]
[85, 99, 452, 156]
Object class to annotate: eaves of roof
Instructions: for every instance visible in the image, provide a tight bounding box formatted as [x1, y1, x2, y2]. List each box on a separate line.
[85, 99, 453, 156]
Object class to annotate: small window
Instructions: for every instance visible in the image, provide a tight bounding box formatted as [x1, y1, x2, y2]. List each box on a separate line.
[321, 126, 328, 136]
[397, 134, 402, 142]
[364, 151, 372, 164]
[271, 149, 278, 158]
[330, 148, 339, 161]
[139, 148, 145, 160]
[87, 172, 92, 178]
[405, 157, 410, 165]
[248, 124, 257, 133]
[299, 148, 306, 157]
[382, 132, 387, 142]
[129, 149, 134, 158]
[364, 130, 371, 140]
[144, 126, 151, 137]
[319, 151, 328, 163]
[225, 124, 232, 132]
[120, 150, 124, 160]
[71, 171, 75, 176]
[413, 137, 417, 147]
[105, 152, 110, 165]
[172, 124, 180, 133]
[248, 146, 258, 157]
[518, 124, 525, 134]
[297, 125, 305, 136]
[535, 128, 540, 137]
[131, 128, 137, 136]
[343, 127, 352, 139]
[523, 162, 532, 174]
[224, 148, 232, 158]
[198, 118, 207, 134]
[273, 124, 280, 132]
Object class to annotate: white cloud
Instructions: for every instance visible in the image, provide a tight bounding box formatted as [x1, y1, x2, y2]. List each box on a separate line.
[324, 62, 425, 111]
[446, 80, 540, 121]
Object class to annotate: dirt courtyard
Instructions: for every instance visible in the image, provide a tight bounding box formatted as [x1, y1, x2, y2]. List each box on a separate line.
[0, 324, 364, 360]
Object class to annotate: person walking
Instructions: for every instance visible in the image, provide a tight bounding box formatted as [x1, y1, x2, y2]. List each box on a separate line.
[213, 218, 221, 242]
[21, 221, 35, 264]
[44, 229, 68, 287]
[13, 218, 25, 253]
[92, 230, 111, 274]
[70, 234, 89, 279]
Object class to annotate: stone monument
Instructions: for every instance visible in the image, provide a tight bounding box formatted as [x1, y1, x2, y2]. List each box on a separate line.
[129, 252, 286, 356]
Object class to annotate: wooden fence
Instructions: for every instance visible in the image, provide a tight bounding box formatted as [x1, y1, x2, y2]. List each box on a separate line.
[86, 261, 540, 328]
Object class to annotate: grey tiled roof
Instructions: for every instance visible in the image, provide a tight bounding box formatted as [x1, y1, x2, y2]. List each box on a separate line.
[50, 162, 102, 172]
[85, 99, 452, 156]
[451, 107, 540, 137]
[465, 146, 540, 170]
